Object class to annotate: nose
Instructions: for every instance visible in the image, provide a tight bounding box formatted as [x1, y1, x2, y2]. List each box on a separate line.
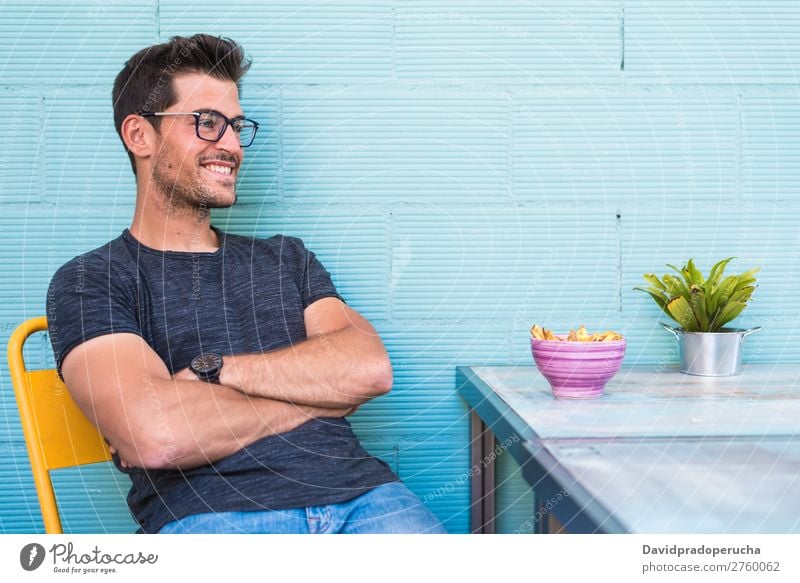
[215, 122, 244, 157]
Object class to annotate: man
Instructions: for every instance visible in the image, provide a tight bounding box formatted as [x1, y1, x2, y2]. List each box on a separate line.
[46, 34, 445, 534]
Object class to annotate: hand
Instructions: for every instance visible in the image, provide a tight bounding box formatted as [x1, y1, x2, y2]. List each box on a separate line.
[107, 445, 133, 469]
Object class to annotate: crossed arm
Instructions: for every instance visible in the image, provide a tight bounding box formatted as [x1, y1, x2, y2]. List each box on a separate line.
[186, 297, 393, 407]
[60, 298, 392, 470]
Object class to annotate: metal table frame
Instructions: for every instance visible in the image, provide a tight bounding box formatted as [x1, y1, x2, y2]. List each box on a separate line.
[459, 364, 800, 534]
[460, 365, 648, 534]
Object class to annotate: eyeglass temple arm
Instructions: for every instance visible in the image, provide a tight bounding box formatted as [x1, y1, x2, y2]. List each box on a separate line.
[137, 111, 199, 118]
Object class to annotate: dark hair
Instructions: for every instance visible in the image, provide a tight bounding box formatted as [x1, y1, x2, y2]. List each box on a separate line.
[112, 34, 251, 175]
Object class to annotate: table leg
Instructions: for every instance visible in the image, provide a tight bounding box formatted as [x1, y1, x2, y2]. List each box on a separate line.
[535, 498, 549, 534]
[469, 409, 496, 534]
[534, 492, 568, 533]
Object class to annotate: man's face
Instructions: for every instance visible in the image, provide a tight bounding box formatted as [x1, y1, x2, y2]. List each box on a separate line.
[150, 73, 245, 211]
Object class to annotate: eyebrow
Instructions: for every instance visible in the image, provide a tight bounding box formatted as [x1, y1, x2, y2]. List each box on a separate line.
[194, 108, 247, 119]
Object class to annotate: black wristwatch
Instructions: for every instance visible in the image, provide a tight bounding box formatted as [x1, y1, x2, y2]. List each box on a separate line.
[190, 353, 223, 384]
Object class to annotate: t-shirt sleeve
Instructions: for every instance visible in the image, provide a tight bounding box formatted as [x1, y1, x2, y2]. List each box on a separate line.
[46, 254, 142, 379]
[286, 236, 347, 309]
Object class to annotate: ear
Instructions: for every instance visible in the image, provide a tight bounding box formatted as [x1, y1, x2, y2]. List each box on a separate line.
[120, 114, 158, 164]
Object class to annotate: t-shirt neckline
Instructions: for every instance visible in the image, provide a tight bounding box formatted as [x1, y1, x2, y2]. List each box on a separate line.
[122, 225, 226, 258]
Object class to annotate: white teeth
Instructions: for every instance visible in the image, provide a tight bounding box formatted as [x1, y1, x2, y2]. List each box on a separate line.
[204, 164, 232, 176]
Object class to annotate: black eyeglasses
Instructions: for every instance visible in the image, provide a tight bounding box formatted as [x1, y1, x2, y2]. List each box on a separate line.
[138, 109, 259, 147]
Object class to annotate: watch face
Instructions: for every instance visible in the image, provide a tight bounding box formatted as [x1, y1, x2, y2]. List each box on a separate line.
[192, 353, 222, 374]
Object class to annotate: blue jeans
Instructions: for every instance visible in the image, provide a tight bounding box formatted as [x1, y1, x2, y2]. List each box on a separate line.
[159, 482, 447, 534]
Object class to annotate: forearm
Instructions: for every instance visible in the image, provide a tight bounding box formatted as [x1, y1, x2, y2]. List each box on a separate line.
[221, 326, 393, 408]
[127, 377, 351, 470]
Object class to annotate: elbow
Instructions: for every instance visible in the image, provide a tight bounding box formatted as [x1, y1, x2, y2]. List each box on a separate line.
[345, 354, 392, 406]
[121, 442, 173, 471]
[139, 435, 209, 471]
[140, 442, 183, 470]
[112, 439, 172, 471]
[368, 356, 393, 397]
[124, 425, 185, 470]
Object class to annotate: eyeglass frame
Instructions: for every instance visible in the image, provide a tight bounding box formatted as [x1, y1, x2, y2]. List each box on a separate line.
[137, 109, 260, 147]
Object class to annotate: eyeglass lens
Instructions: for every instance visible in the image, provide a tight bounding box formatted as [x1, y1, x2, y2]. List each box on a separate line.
[197, 111, 256, 146]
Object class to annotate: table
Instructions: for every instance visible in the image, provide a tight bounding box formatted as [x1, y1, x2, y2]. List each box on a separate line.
[456, 364, 800, 534]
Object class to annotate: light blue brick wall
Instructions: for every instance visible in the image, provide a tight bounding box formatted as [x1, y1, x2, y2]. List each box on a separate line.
[2, 0, 800, 534]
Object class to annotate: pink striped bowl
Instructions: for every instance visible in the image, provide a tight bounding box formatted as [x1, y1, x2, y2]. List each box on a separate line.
[531, 336, 626, 399]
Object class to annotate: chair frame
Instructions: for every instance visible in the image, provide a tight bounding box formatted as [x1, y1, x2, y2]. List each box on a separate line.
[8, 316, 111, 533]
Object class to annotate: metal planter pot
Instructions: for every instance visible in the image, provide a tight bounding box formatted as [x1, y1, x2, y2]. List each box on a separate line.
[660, 323, 761, 376]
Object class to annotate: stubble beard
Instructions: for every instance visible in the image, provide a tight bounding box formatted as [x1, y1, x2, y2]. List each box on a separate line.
[152, 159, 237, 217]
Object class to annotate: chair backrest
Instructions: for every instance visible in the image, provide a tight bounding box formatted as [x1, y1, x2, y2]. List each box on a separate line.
[7, 316, 111, 534]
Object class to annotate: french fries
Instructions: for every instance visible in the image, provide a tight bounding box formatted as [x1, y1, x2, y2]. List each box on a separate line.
[530, 324, 623, 342]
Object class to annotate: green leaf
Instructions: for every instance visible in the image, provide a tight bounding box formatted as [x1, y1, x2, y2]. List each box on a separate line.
[634, 285, 670, 300]
[713, 300, 748, 330]
[633, 287, 672, 318]
[643, 273, 667, 291]
[703, 280, 717, 319]
[640, 258, 759, 332]
[689, 285, 709, 330]
[707, 257, 735, 289]
[662, 274, 690, 299]
[714, 274, 739, 307]
[705, 289, 721, 320]
[730, 285, 756, 304]
[733, 267, 761, 292]
[686, 258, 705, 286]
[667, 296, 698, 331]
[666, 263, 685, 282]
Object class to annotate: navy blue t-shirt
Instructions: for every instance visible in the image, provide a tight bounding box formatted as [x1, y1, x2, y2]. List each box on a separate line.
[46, 226, 398, 533]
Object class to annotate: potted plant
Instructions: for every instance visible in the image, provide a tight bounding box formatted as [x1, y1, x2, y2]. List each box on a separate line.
[634, 257, 761, 376]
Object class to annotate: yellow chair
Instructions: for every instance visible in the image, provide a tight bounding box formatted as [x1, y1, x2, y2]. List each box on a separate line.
[7, 316, 111, 534]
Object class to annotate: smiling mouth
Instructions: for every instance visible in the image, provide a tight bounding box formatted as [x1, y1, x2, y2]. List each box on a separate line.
[201, 163, 233, 176]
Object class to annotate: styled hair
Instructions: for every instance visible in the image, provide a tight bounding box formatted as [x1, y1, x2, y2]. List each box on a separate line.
[112, 34, 251, 175]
